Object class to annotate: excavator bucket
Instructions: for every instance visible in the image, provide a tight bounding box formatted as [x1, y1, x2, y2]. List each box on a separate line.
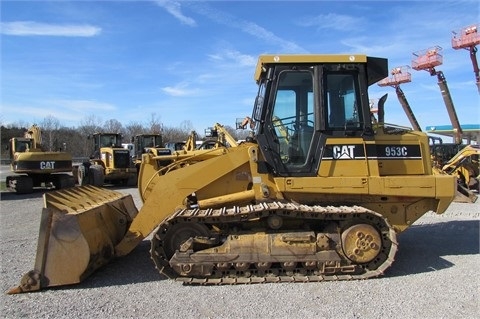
[8, 186, 138, 294]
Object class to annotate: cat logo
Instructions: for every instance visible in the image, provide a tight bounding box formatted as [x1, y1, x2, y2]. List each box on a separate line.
[40, 161, 55, 169]
[333, 145, 355, 159]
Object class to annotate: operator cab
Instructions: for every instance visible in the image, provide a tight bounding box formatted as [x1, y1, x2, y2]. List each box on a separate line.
[252, 55, 387, 177]
[15, 139, 32, 153]
[96, 134, 122, 148]
[8, 138, 33, 159]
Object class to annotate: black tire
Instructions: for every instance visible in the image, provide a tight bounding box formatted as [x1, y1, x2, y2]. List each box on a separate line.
[78, 165, 90, 186]
[89, 165, 105, 186]
[31, 176, 42, 187]
[52, 174, 75, 190]
[71, 166, 79, 184]
[15, 176, 33, 194]
[126, 174, 137, 186]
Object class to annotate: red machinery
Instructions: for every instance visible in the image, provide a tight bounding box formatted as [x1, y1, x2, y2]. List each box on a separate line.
[452, 23, 480, 92]
[378, 65, 421, 131]
[411, 46, 463, 144]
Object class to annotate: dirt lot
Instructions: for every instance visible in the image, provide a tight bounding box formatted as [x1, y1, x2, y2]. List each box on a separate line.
[0, 187, 479, 318]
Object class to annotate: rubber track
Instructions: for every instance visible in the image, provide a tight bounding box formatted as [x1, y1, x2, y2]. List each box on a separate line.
[150, 201, 398, 285]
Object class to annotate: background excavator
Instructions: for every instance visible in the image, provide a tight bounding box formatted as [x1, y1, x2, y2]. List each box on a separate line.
[9, 54, 456, 294]
[5, 124, 74, 194]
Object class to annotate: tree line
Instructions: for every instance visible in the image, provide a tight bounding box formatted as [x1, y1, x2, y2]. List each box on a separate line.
[1, 114, 249, 159]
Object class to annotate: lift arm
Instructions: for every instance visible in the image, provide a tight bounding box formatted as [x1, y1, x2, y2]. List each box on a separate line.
[435, 70, 463, 144]
[395, 86, 422, 131]
[469, 46, 480, 93]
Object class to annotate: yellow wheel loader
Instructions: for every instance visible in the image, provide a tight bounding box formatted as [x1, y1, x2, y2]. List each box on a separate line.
[130, 134, 172, 176]
[5, 124, 74, 194]
[73, 133, 137, 187]
[8, 54, 456, 293]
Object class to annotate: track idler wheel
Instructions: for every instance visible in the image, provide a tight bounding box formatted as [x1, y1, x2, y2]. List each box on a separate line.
[163, 222, 211, 259]
[341, 224, 382, 264]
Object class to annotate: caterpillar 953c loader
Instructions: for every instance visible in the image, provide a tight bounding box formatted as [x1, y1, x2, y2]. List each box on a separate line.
[8, 54, 456, 293]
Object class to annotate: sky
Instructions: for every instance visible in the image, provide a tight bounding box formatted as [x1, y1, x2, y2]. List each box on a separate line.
[1, 0, 479, 136]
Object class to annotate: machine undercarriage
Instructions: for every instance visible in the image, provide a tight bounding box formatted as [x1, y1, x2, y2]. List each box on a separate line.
[151, 202, 397, 284]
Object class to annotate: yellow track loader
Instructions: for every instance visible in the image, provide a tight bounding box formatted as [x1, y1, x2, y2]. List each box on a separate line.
[9, 54, 456, 293]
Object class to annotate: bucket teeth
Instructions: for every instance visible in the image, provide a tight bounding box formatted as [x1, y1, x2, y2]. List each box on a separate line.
[44, 185, 137, 214]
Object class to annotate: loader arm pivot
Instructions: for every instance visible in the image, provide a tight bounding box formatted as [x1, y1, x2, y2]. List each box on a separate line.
[115, 146, 252, 256]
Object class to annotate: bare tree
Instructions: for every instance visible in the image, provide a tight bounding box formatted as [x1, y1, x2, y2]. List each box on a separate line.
[125, 121, 146, 142]
[179, 120, 194, 134]
[41, 115, 60, 151]
[104, 119, 123, 133]
[148, 113, 163, 134]
[8, 120, 30, 131]
[77, 115, 103, 157]
[162, 125, 191, 144]
[56, 126, 83, 156]
[78, 115, 102, 136]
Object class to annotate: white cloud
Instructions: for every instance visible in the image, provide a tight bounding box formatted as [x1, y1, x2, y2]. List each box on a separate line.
[189, 2, 307, 53]
[297, 13, 366, 32]
[208, 49, 256, 67]
[240, 21, 306, 53]
[161, 82, 199, 96]
[154, 0, 196, 27]
[0, 21, 101, 37]
[340, 37, 402, 56]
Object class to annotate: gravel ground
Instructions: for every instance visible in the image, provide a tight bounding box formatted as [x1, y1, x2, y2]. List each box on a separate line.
[0, 187, 479, 319]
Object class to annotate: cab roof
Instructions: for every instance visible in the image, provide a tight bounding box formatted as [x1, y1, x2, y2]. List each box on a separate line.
[254, 54, 387, 86]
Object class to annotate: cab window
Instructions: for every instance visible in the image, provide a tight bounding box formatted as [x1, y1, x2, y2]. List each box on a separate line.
[325, 74, 361, 129]
[271, 70, 314, 165]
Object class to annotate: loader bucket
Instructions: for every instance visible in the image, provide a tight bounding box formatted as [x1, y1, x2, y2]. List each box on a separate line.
[7, 186, 138, 294]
